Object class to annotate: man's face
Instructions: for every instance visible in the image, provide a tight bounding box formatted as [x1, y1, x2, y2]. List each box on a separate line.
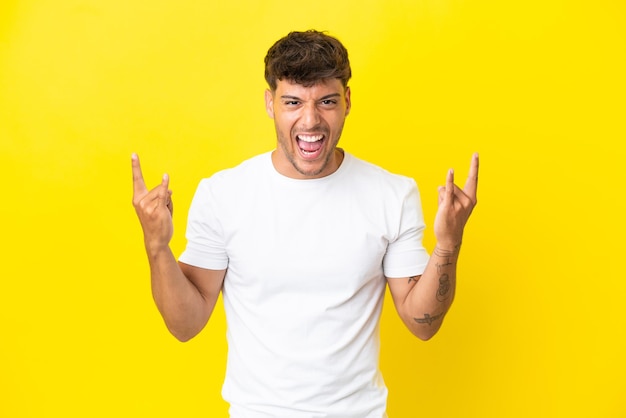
[265, 78, 351, 179]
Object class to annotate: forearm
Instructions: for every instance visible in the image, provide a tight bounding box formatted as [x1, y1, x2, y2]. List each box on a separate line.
[147, 246, 212, 341]
[393, 153, 478, 340]
[402, 244, 460, 340]
[132, 155, 217, 341]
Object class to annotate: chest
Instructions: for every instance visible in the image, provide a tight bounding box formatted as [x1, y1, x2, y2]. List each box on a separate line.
[219, 182, 392, 298]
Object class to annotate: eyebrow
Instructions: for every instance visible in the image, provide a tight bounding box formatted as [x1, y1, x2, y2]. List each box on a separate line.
[280, 93, 341, 101]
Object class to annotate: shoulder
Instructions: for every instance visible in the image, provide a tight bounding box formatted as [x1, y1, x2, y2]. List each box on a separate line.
[198, 152, 271, 190]
[344, 152, 417, 196]
[188, 153, 272, 211]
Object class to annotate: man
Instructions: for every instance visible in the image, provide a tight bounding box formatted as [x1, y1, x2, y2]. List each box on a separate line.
[132, 30, 478, 417]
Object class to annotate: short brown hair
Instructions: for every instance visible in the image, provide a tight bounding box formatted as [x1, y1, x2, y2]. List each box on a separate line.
[264, 30, 352, 91]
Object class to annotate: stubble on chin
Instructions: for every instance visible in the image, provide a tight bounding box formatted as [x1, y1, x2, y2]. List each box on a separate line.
[283, 143, 327, 178]
[275, 121, 344, 178]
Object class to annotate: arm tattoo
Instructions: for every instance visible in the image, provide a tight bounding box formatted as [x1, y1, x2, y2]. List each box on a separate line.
[413, 312, 444, 326]
[433, 244, 460, 257]
[436, 273, 451, 302]
[436, 259, 453, 274]
[433, 244, 459, 273]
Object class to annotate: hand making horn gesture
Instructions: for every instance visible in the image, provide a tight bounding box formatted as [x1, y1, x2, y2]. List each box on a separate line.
[433, 153, 479, 251]
[131, 154, 174, 253]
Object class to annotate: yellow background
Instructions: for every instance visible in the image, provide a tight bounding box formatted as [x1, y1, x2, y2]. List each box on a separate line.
[1, 0, 625, 416]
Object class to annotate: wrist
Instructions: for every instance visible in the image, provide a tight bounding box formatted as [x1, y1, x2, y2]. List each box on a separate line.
[433, 242, 461, 256]
[144, 240, 172, 259]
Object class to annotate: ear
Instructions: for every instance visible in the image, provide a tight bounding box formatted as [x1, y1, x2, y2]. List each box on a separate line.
[344, 86, 351, 117]
[264, 89, 275, 119]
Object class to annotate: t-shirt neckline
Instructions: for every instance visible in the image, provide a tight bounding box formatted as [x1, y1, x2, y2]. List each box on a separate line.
[268, 149, 351, 184]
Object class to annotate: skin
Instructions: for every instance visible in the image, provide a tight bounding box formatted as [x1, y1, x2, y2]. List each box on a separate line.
[132, 78, 479, 342]
[265, 78, 351, 179]
[132, 156, 226, 342]
[387, 156, 478, 340]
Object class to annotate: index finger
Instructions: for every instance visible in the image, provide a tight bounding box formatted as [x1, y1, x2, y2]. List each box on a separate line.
[463, 152, 479, 201]
[131, 153, 148, 197]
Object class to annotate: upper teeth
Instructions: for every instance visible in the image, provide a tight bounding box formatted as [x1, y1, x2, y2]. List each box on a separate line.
[298, 134, 323, 142]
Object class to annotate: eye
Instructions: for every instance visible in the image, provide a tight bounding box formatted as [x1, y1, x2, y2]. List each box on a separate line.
[283, 100, 300, 106]
[320, 99, 337, 106]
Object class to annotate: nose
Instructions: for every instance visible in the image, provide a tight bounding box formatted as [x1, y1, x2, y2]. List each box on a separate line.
[301, 102, 321, 129]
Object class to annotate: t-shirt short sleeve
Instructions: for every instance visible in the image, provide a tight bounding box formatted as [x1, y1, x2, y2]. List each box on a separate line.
[178, 178, 229, 270]
[382, 179, 430, 279]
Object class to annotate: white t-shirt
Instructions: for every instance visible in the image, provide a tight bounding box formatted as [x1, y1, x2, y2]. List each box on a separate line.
[179, 151, 429, 418]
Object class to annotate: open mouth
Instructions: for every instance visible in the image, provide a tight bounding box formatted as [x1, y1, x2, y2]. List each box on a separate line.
[296, 134, 325, 158]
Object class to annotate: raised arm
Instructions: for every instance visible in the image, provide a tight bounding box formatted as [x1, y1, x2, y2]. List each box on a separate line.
[131, 154, 225, 341]
[388, 153, 479, 340]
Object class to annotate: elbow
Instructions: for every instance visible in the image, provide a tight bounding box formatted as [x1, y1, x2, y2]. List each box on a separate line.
[165, 322, 202, 342]
[158, 307, 210, 342]
[171, 329, 200, 343]
[412, 325, 441, 341]
[404, 312, 445, 341]
[415, 329, 438, 341]
[172, 331, 196, 343]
